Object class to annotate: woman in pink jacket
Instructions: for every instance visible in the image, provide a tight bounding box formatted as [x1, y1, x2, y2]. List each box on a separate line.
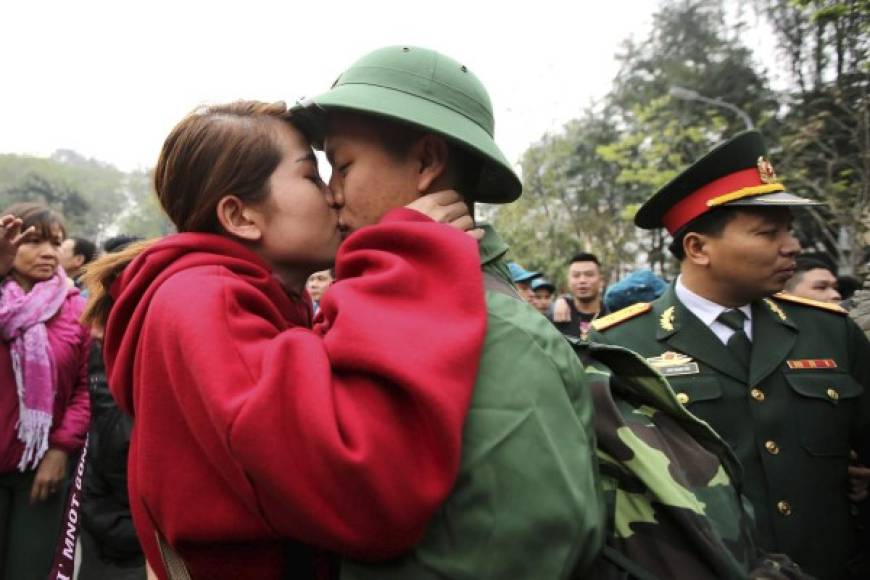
[0, 202, 91, 580]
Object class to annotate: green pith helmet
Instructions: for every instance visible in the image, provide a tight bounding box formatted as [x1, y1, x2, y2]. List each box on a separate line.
[292, 45, 522, 204]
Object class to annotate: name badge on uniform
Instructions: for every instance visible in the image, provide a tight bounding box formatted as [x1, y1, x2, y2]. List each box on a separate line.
[786, 359, 838, 370]
[646, 351, 700, 376]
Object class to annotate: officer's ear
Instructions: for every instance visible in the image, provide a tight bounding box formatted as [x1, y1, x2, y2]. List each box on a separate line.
[411, 134, 449, 193]
[683, 232, 712, 267]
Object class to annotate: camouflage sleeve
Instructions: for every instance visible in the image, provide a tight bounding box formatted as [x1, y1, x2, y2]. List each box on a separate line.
[577, 344, 758, 580]
[846, 315, 870, 464]
[845, 315, 870, 577]
[848, 282, 870, 341]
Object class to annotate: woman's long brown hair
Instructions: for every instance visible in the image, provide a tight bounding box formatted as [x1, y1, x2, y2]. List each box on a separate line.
[81, 100, 294, 330]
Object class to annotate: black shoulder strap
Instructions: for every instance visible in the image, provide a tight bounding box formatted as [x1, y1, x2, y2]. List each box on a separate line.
[483, 270, 522, 301]
[156, 531, 192, 580]
[595, 545, 663, 580]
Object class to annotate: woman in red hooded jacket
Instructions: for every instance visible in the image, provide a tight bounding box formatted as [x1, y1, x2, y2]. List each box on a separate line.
[82, 101, 487, 579]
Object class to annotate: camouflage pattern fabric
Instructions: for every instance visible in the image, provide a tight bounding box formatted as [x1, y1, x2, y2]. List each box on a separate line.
[849, 277, 870, 340]
[569, 340, 810, 580]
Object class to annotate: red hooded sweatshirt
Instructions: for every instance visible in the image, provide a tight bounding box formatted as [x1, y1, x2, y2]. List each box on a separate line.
[103, 209, 486, 579]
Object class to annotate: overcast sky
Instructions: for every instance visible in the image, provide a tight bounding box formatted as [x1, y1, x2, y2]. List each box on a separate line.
[1, 1, 775, 173]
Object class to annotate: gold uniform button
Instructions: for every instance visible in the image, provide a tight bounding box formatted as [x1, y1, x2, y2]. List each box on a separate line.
[777, 500, 792, 516]
[826, 388, 839, 401]
[764, 440, 780, 454]
[676, 392, 689, 405]
[750, 388, 765, 402]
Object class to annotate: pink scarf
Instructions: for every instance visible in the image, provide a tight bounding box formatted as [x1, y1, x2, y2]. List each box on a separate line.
[0, 270, 70, 471]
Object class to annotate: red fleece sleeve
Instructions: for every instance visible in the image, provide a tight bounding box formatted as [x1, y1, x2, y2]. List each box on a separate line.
[155, 211, 486, 559]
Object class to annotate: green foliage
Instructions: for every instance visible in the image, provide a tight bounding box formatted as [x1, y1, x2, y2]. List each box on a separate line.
[3, 174, 91, 230]
[492, 0, 779, 280]
[612, 0, 776, 133]
[491, 109, 641, 288]
[597, 96, 732, 275]
[0, 151, 126, 238]
[493, 0, 867, 279]
[117, 169, 174, 239]
[762, 0, 868, 90]
[0, 151, 172, 241]
[758, 0, 870, 272]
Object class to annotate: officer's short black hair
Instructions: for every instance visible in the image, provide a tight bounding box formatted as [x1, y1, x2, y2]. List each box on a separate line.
[569, 252, 600, 267]
[71, 238, 98, 265]
[794, 256, 836, 276]
[668, 207, 740, 260]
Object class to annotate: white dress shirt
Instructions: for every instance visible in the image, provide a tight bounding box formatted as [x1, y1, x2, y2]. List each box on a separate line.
[674, 276, 753, 345]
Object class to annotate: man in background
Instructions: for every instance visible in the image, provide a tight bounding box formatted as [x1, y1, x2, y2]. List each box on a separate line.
[552, 252, 608, 338]
[59, 237, 97, 290]
[784, 256, 841, 303]
[507, 262, 540, 303]
[531, 277, 556, 315]
[306, 268, 334, 314]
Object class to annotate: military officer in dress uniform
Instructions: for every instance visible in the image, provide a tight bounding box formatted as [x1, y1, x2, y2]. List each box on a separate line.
[590, 131, 870, 580]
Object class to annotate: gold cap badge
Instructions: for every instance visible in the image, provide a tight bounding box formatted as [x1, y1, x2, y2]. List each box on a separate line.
[757, 156, 777, 184]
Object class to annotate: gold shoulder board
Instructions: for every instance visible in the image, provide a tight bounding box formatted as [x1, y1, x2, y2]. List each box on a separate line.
[592, 302, 652, 331]
[772, 292, 847, 315]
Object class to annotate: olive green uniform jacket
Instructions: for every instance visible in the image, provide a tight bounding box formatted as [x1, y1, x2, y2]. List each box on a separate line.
[341, 227, 604, 580]
[573, 340, 807, 580]
[591, 284, 870, 580]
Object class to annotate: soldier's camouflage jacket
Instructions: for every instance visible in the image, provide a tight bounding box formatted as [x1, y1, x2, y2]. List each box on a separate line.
[571, 340, 808, 580]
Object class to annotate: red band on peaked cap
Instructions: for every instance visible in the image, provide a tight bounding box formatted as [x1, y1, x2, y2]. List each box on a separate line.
[662, 167, 766, 235]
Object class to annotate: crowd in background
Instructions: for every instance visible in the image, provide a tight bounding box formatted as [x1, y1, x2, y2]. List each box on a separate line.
[508, 252, 870, 340]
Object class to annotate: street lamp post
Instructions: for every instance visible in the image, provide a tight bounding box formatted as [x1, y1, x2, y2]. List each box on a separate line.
[668, 86, 754, 130]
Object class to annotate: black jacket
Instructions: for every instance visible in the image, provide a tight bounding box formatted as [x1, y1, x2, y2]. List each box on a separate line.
[81, 339, 144, 565]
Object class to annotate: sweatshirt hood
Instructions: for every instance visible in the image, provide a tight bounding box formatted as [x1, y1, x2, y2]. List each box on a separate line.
[103, 232, 311, 415]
